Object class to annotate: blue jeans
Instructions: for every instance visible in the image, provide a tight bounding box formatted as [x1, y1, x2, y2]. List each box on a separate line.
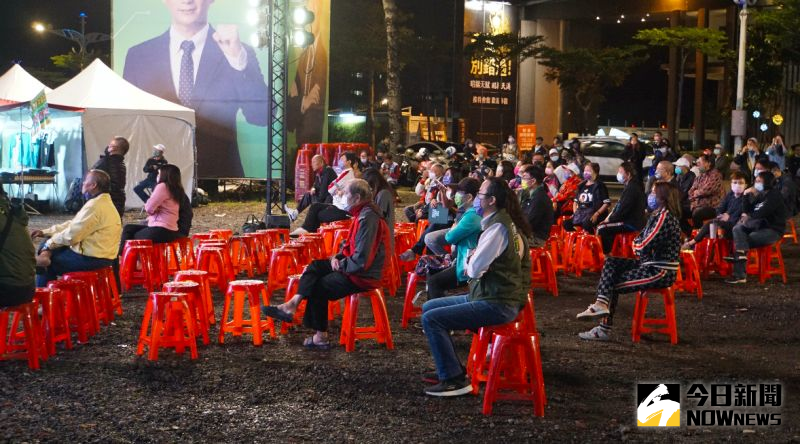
[731, 225, 782, 278]
[134, 178, 156, 204]
[423, 228, 450, 256]
[421, 295, 519, 381]
[36, 247, 114, 287]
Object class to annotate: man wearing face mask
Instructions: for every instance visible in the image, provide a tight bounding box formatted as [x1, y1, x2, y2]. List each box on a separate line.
[30, 170, 122, 287]
[420, 178, 530, 395]
[683, 171, 748, 250]
[518, 165, 554, 246]
[646, 132, 677, 191]
[734, 137, 769, 182]
[672, 157, 696, 202]
[358, 149, 377, 171]
[134, 144, 169, 204]
[687, 155, 723, 228]
[725, 170, 787, 284]
[533, 137, 547, 156]
[405, 163, 445, 223]
[418, 178, 483, 303]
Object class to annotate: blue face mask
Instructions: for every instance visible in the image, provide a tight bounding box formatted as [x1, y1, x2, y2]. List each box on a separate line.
[472, 195, 484, 217]
[83, 192, 94, 201]
[442, 175, 452, 185]
[675, 167, 683, 175]
[616, 172, 625, 184]
[647, 193, 658, 210]
[754, 182, 765, 192]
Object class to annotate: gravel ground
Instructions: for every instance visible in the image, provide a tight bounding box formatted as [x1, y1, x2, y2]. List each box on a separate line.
[1, 189, 798, 443]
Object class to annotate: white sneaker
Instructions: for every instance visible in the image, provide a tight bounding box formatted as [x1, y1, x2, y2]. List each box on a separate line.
[578, 326, 610, 341]
[412, 290, 427, 307]
[284, 204, 299, 222]
[576, 302, 610, 320]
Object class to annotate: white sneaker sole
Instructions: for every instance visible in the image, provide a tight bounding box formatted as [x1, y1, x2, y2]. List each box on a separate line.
[424, 384, 473, 397]
[576, 308, 610, 320]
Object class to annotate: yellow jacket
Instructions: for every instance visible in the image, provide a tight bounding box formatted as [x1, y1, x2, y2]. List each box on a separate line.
[43, 193, 122, 260]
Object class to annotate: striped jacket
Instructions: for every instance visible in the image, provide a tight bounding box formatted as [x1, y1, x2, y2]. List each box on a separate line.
[632, 208, 681, 271]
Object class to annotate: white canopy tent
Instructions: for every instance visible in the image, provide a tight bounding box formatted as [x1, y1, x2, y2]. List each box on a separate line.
[48, 59, 196, 209]
[0, 64, 52, 103]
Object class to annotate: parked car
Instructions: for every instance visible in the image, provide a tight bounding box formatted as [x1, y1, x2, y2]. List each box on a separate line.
[580, 137, 654, 181]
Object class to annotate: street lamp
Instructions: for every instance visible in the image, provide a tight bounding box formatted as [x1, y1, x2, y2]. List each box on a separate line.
[731, 0, 758, 153]
[32, 12, 110, 70]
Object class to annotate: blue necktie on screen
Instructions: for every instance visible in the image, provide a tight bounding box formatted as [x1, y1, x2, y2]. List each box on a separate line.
[179, 40, 195, 106]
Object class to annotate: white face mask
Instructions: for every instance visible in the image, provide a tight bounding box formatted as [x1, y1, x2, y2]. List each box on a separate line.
[731, 183, 744, 194]
[713, 149, 721, 156]
[428, 171, 437, 180]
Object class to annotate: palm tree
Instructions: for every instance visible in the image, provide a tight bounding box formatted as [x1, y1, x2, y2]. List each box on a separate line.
[382, 0, 403, 147]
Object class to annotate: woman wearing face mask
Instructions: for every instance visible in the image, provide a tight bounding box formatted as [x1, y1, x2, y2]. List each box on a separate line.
[518, 164, 554, 246]
[417, 178, 483, 303]
[734, 137, 769, 182]
[682, 171, 748, 250]
[576, 182, 682, 342]
[543, 160, 561, 200]
[596, 162, 647, 254]
[725, 171, 788, 284]
[496, 160, 516, 183]
[563, 162, 610, 233]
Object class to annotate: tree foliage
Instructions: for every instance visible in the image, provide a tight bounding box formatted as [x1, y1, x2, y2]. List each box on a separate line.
[538, 45, 647, 131]
[747, 0, 800, 110]
[634, 27, 732, 59]
[463, 32, 545, 69]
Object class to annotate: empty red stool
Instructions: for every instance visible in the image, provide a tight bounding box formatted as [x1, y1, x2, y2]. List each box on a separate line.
[401, 272, 425, 328]
[196, 246, 234, 292]
[173, 237, 196, 270]
[339, 289, 394, 352]
[137, 292, 198, 360]
[97, 266, 123, 316]
[784, 218, 798, 244]
[120, 244, 159, 292]
[155, 241, 182, 282]
[286, 242, 312, 267]
[611, 232, 638, 258]
[219, 280, 275, 345]
[62, 271, 115, 326]
[209, 229, 234, 242]
[296, 236, 325, 261]
[695, 237, 732, 278]
[47, 280, 98, 343]
[318, 225, 339, 256]
[632, 287, 678, 345]
[745, 240, 787, 284]
[265, 248, 300, 298]
[175, 270, 215, 325]
[229, 236, 256, 277]
[571, 234, 604, 277]
[530, 248, 559, 297]
[163, 281, 210, 345]
[546, 235, 567, 274]
[0, 301, 47, 370]
[241, 233, 268, 274]
[34, 287, 72, 355]
[675, 250, 703, 300]
[482, 322, 546, 416]
[260, 228, 289, 249]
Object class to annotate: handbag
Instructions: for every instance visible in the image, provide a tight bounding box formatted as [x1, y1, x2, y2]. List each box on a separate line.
[414, 254, 452, 276]
[241, 214, 266, 233]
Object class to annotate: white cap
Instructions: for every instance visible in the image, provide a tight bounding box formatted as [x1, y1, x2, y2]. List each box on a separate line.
[445, 146, 456, 157]
[549, 148, 559, 155]
[673, 157, 691, 168]
[153, 144, 166, 152]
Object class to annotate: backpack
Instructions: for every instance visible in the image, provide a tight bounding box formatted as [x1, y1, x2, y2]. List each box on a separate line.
[64, 178, 85, 213]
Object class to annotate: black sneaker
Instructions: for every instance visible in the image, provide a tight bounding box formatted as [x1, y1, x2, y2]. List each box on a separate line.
[424, 375, 472, 397]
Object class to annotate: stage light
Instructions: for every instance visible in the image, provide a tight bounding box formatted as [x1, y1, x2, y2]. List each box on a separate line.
[292, 7, 314, 26]
[292, 29, 313, 47]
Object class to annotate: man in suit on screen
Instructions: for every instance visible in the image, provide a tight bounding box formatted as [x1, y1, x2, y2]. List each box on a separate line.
[123, 0, 269, 178]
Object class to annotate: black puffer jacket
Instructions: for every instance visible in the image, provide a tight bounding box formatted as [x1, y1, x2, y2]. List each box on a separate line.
[92, 154, 126, 216]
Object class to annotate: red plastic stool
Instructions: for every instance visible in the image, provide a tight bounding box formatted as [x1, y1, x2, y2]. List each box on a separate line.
[62, 271, 115, 326]
[611, 232, 638, 258]
[175, 270, 215, 325]
[47, 280, 98, 343]
[196, 246, 234, 292]
[296, 237, 325, 261]
[746, 240, 787, 284]
[163, 281, 210, 345]
[328, 300, 342, 321]
[35, 287, 72, 355]
[120, 244, 159, 292]
[339, 288, 394, 352]
[229, 236, 256, 278]
[241, 233, 268, 274]
[97, 266, 123, 316]
[415, 218, 430, 240]
[209, 229, 234, 242]
[330, 229, 350, 256]
[265, 248, 300, 297]
[137, 292, 198, 360]
[0, 301, 47, 370]
[279, 274, 306, 335]
[286, 242, 312, 267]
[632, 288, 678, 345]
[155, 241, 182, 282]
[675, 250, 703, 300]
[173, 237, 195, 270]
[482, 323, 546, 416]
[530, 248, 559, 297]
[219, 280, 275, 345]
[784, 218, 798, 244]
[260, 228, 290, 249]
[381, 253, 401, 297]
[695, 237, 733, 278]
[571, 234, 604, 277]
[401, 272, 425, 328]
[546, 235, 567, 274]
[318, 225, 339, 256]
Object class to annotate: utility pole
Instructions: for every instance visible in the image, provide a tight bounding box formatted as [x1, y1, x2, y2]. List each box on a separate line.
[732, 0, 755, 153]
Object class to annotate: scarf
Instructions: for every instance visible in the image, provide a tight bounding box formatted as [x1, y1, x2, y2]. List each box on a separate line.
[341, 201, 390, 289]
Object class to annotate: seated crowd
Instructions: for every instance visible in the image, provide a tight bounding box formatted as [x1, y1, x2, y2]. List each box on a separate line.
[3, 134, 797, 400]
